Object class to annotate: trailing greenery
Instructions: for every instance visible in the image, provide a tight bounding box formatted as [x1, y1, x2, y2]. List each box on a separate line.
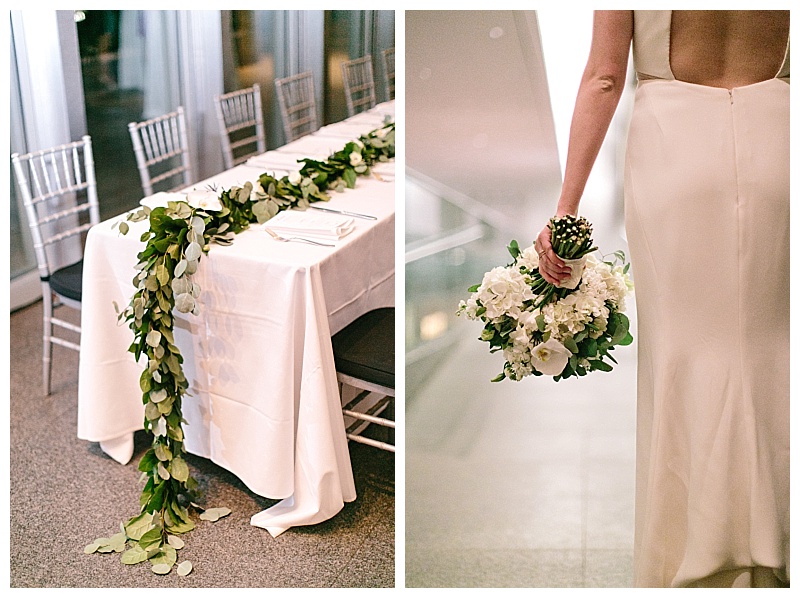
[86, 121, 395, 576]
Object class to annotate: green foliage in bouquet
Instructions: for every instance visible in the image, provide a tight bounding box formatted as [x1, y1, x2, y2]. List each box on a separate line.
[87, 123, 395, 576]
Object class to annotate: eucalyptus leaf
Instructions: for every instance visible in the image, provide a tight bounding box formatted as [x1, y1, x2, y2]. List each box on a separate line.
[154, 444, 172, 462]
[174, 259, 187, 278]
[167, 535, 185, 550]
[146, 330, 162, 348]
[151, 563, 172, 575]
[177, 561, 193, 576]
[150, 544, 178, 568]
[199, 507, 232, 522]
[190, 216, 205, 236]
[154, 417, 167, 437]
[157, 395, 174, 415]
[109, 531, 127, 552]
[120, 545, 149, 565]
[138, 526, 163, 551]
[170, 456, 190, 483]
[156, 264, 169, 286]
[145, 274, 159, 292]
[145, 401, 161, 422]
[171, 276, 190, 296]
[184, 241, 202, 262]
[563, 337, 579, 354]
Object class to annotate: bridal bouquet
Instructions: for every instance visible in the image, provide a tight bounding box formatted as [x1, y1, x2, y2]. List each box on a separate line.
[457, 215, 634, 382]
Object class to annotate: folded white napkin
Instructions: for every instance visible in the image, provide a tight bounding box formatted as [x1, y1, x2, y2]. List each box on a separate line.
[264, 210, 355, 241]
[139, 192, 187, 209]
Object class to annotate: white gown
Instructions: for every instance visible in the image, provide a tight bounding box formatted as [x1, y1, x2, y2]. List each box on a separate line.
[624, 11, 790, 588]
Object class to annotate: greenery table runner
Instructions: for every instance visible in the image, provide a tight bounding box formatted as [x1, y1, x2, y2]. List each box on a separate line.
[85, 122, 395, 576]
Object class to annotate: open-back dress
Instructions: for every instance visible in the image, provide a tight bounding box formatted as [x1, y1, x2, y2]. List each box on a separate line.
[624, 10, 789, 588]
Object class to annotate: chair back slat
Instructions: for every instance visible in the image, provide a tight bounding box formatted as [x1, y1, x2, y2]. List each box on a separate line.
[11, 135, 100, 279]
[382, 48, 395, 100]
[128, 107, 194, 196]
[214, 84, 266, 169]
[341, 56, 377, 117]
[275, 72, 319, 143]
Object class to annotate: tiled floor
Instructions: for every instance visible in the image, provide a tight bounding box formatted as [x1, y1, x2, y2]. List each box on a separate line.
[406, 315, 638, 587]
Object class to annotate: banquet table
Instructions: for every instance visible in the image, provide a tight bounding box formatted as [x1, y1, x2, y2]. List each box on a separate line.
[77, 102, 395, 537]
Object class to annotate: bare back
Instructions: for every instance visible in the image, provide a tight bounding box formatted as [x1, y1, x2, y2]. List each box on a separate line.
[669, 10, 789, 89]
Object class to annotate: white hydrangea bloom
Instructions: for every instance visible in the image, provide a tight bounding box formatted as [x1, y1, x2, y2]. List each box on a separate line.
[516, 244, 540, 273]
[476, 266, 535, 320]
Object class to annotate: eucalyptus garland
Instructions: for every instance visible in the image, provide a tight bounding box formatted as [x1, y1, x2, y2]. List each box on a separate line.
[85, 122, 395, 576]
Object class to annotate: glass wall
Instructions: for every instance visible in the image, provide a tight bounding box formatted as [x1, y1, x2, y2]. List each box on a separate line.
[223, 10, 395, 147]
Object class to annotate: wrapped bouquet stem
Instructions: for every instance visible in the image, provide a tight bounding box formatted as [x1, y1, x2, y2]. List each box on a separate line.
[457, 215, 634, 382]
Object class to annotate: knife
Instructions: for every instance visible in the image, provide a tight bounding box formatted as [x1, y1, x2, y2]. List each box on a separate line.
[309, 205, 377, 220]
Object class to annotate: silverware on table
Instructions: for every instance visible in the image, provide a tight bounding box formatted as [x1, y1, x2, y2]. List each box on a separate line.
[264, 227, 335, 247]
[309, 205, 377, 220]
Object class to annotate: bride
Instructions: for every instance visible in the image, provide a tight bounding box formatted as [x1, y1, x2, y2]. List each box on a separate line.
[535, 10, 789, 588]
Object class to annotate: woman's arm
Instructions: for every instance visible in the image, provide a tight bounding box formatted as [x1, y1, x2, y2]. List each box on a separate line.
[537, 10, 633, 284]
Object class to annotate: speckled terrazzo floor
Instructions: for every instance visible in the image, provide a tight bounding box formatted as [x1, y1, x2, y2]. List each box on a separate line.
[9, 301, 395, 588]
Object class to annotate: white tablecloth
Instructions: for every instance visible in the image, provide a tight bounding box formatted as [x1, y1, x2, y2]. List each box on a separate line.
[77, 111, 394, 537]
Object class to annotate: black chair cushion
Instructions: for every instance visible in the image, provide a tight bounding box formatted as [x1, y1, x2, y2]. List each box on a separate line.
[332, 307, 394, 390]
[49, 260, 83, 302]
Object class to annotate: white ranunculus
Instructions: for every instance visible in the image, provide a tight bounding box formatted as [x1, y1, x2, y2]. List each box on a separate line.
[349, 152, 363, 166]
[186, 190, 222, 212]
[477, 266, 535, 320]
[530, 338, 571, 376]
[288, 171, 302, 185]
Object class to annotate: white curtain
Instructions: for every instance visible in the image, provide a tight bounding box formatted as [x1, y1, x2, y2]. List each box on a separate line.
[10, 10, 82, 279]
[116, 10, 225, 181]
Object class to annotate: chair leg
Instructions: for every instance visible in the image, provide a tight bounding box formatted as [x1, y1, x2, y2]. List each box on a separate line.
[42, 288, 53, 395]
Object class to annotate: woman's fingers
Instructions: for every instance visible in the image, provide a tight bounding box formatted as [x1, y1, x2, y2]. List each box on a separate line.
[535, 228, 571, 284]
[540, 255, 571, 285]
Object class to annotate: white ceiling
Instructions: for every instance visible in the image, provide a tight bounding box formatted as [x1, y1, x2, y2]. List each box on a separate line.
[406, 10, 563, 239]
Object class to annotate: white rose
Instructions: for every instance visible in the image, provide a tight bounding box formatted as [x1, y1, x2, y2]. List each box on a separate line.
[288, 171, 302, 185]
[186, 190, 222, 212]
[349, 152, 363, 166]
[530, 338, 571, 376]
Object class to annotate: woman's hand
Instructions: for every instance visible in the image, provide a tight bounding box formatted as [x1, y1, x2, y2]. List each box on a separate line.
[535, 222, 571, 285]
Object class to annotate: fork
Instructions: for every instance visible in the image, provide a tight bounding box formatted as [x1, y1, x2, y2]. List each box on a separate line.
[264, 227, 335, 247]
